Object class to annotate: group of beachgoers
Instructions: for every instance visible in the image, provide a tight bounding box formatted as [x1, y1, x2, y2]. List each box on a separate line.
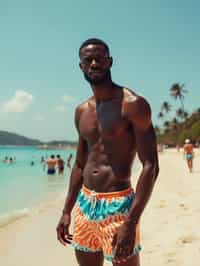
[2, 156, 16, 164]
[45, 153, 73, 175]
[1, 153, 73, 175]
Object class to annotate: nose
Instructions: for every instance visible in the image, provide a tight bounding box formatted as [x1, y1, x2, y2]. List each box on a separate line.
[91, 58, 99, 67]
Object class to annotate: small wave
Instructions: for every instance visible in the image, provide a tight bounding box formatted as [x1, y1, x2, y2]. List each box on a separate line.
[0, 208, 31, 228]
[0, 192, 66, 228]
[34, 192, 66, 214]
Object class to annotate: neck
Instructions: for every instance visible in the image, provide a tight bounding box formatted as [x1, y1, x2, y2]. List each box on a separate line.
[91, 81, 121, 102]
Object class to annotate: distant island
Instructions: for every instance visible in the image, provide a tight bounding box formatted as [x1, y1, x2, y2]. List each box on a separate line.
[0, 131, 77, 148]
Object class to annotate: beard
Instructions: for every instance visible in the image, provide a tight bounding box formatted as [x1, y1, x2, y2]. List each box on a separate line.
[83, 69, 111, 85]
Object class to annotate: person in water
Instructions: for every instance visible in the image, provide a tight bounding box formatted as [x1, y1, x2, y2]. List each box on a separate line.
[56, 154, 65, 174]
[66, 153, 73, 169]
[45, 154, 57, 175]
[56, 38, 159, 266]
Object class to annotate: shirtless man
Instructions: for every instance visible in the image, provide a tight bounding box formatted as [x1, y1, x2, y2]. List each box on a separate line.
[183, 139, 194, 173]
[46, 154, 57, 175]
[56, 38, 159, 266]
[57, 154, 65, 174]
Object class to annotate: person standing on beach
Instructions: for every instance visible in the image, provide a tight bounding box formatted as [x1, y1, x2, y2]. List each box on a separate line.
[45, 155, 57, 175]
[183, 139, 194, 173]
[56, 38, 159, 266]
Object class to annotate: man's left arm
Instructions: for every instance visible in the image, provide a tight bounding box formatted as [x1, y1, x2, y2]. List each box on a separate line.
[127, 96, 159, 224]
[112, 96, 159, 263]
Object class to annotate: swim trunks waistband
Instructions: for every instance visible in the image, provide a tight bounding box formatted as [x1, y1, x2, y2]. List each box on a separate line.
[81, 185, 134, 199]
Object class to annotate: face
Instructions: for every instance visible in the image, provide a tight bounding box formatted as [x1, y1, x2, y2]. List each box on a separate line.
[79, 44, 112, 85]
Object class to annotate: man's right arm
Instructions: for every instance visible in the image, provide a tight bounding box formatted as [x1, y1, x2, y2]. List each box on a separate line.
[56, 106, 88, 246]
[62, 135, 88, 214]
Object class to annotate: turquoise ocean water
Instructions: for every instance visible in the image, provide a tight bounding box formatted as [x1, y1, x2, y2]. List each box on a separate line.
[0, 146, 76, 227]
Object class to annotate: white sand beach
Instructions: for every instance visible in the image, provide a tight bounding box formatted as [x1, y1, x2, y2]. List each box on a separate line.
[0, 148, 200, 266]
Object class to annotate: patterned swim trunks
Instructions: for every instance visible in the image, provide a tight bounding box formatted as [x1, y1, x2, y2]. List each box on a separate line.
[72, 185, 141, 261]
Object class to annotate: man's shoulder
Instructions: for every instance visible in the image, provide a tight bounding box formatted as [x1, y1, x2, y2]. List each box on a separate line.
[75, 97, 94, 113]
[75, 97, 95, 125]
[123, 88, 150, 113]
[123, 88, 151, 129]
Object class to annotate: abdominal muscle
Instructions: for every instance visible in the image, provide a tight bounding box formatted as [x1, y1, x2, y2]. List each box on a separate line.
[82, 151, 133, 192]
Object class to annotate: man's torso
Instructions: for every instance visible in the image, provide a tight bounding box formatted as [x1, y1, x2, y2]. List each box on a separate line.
[184, 144, 193, 154]
[57, 159, 64, 168]
[78, 88, 138, 192]
[46, 159, 57, 169]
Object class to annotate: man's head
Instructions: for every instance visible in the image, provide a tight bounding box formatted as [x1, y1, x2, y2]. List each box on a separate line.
[79, 38, 113, 85]
[57, 154, 60, 159]
[185, 139, 190, 144]
[51, 154, 55, 159]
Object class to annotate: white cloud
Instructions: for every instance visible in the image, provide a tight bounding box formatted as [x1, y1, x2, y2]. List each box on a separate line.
[62, 94, 75, 103]
[33, 114, 45, 121]
[55, 105, 68, 113]
[54, 94, 76, 113]
[1, 90, 33, 113]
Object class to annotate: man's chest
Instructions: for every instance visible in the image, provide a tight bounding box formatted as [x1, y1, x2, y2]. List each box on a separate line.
[78, 102, 130, 142]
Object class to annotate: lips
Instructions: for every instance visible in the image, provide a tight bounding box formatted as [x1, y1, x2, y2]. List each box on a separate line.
[90, 70, 102, 74]
[90, 70, 103, 76]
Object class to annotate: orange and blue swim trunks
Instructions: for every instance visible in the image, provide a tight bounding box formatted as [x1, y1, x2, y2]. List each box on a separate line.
[72, 185, 141, 261]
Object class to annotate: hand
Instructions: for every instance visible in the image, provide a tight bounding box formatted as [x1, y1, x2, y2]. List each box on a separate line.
[112, 220, 136, 264]
[56, 213, 73, 246]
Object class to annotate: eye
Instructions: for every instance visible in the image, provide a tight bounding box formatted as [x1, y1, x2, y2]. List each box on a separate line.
[81, 56, 109, 65]
[81, 57, 92, 65]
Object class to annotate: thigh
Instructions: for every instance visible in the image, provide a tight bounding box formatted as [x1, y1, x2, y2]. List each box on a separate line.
[112, 254, 140, 266]
[75, 250, 104, 266]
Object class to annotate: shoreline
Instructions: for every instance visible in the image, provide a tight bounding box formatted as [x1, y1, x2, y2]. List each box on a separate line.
[0, 191, 66, 229]
[0, 148, 200, 265]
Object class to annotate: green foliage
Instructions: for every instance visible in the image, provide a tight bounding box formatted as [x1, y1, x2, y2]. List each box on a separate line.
[189, 121, 200, 140]
[0, 131, 77, 146]
[0, 131, 41, 145]
[157, 108, 200, 146]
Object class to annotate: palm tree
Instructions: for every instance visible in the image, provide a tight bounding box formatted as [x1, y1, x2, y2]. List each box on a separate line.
[171, 117, 179, 130]
[158, 112, 164, 120]
[176, 108, 184, 121]
[196, 108, 200, 114]
[172, 117, 178, 124]
[161, 101, 171, 114]
[163, 120, 170, 129]
[183, 111, 189, 120]
[169, 83, 187, 111]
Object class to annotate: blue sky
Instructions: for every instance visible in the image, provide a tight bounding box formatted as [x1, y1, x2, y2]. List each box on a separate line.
[0, 1, 199, 141]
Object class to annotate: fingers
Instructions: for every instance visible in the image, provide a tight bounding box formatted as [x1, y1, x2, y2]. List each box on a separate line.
[61, 231, 73, 244]
[56, 225, 73, 246]
[113, 254, 132, 264]
[113, 243, 132, 264]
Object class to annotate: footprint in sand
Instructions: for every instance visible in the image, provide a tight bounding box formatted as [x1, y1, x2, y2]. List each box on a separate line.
[176, 234, 198, 245]
[164, 251, 176, 257]
[157, 200, 167, 208]
[164, 251, 180, 265]
[179, 203, 189, 211]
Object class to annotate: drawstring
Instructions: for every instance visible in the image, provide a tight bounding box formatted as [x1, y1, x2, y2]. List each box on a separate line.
[90, 190, 97, 218]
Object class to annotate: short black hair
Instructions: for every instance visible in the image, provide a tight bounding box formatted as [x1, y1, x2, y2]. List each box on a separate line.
[56, 154, 60, 158]
[79, 38, 110, 57]
[51, 154, 55, 159]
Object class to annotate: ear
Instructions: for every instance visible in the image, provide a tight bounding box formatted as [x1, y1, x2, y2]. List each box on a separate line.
[79, 62, 83, 71]
[109, 57, 113, 68]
